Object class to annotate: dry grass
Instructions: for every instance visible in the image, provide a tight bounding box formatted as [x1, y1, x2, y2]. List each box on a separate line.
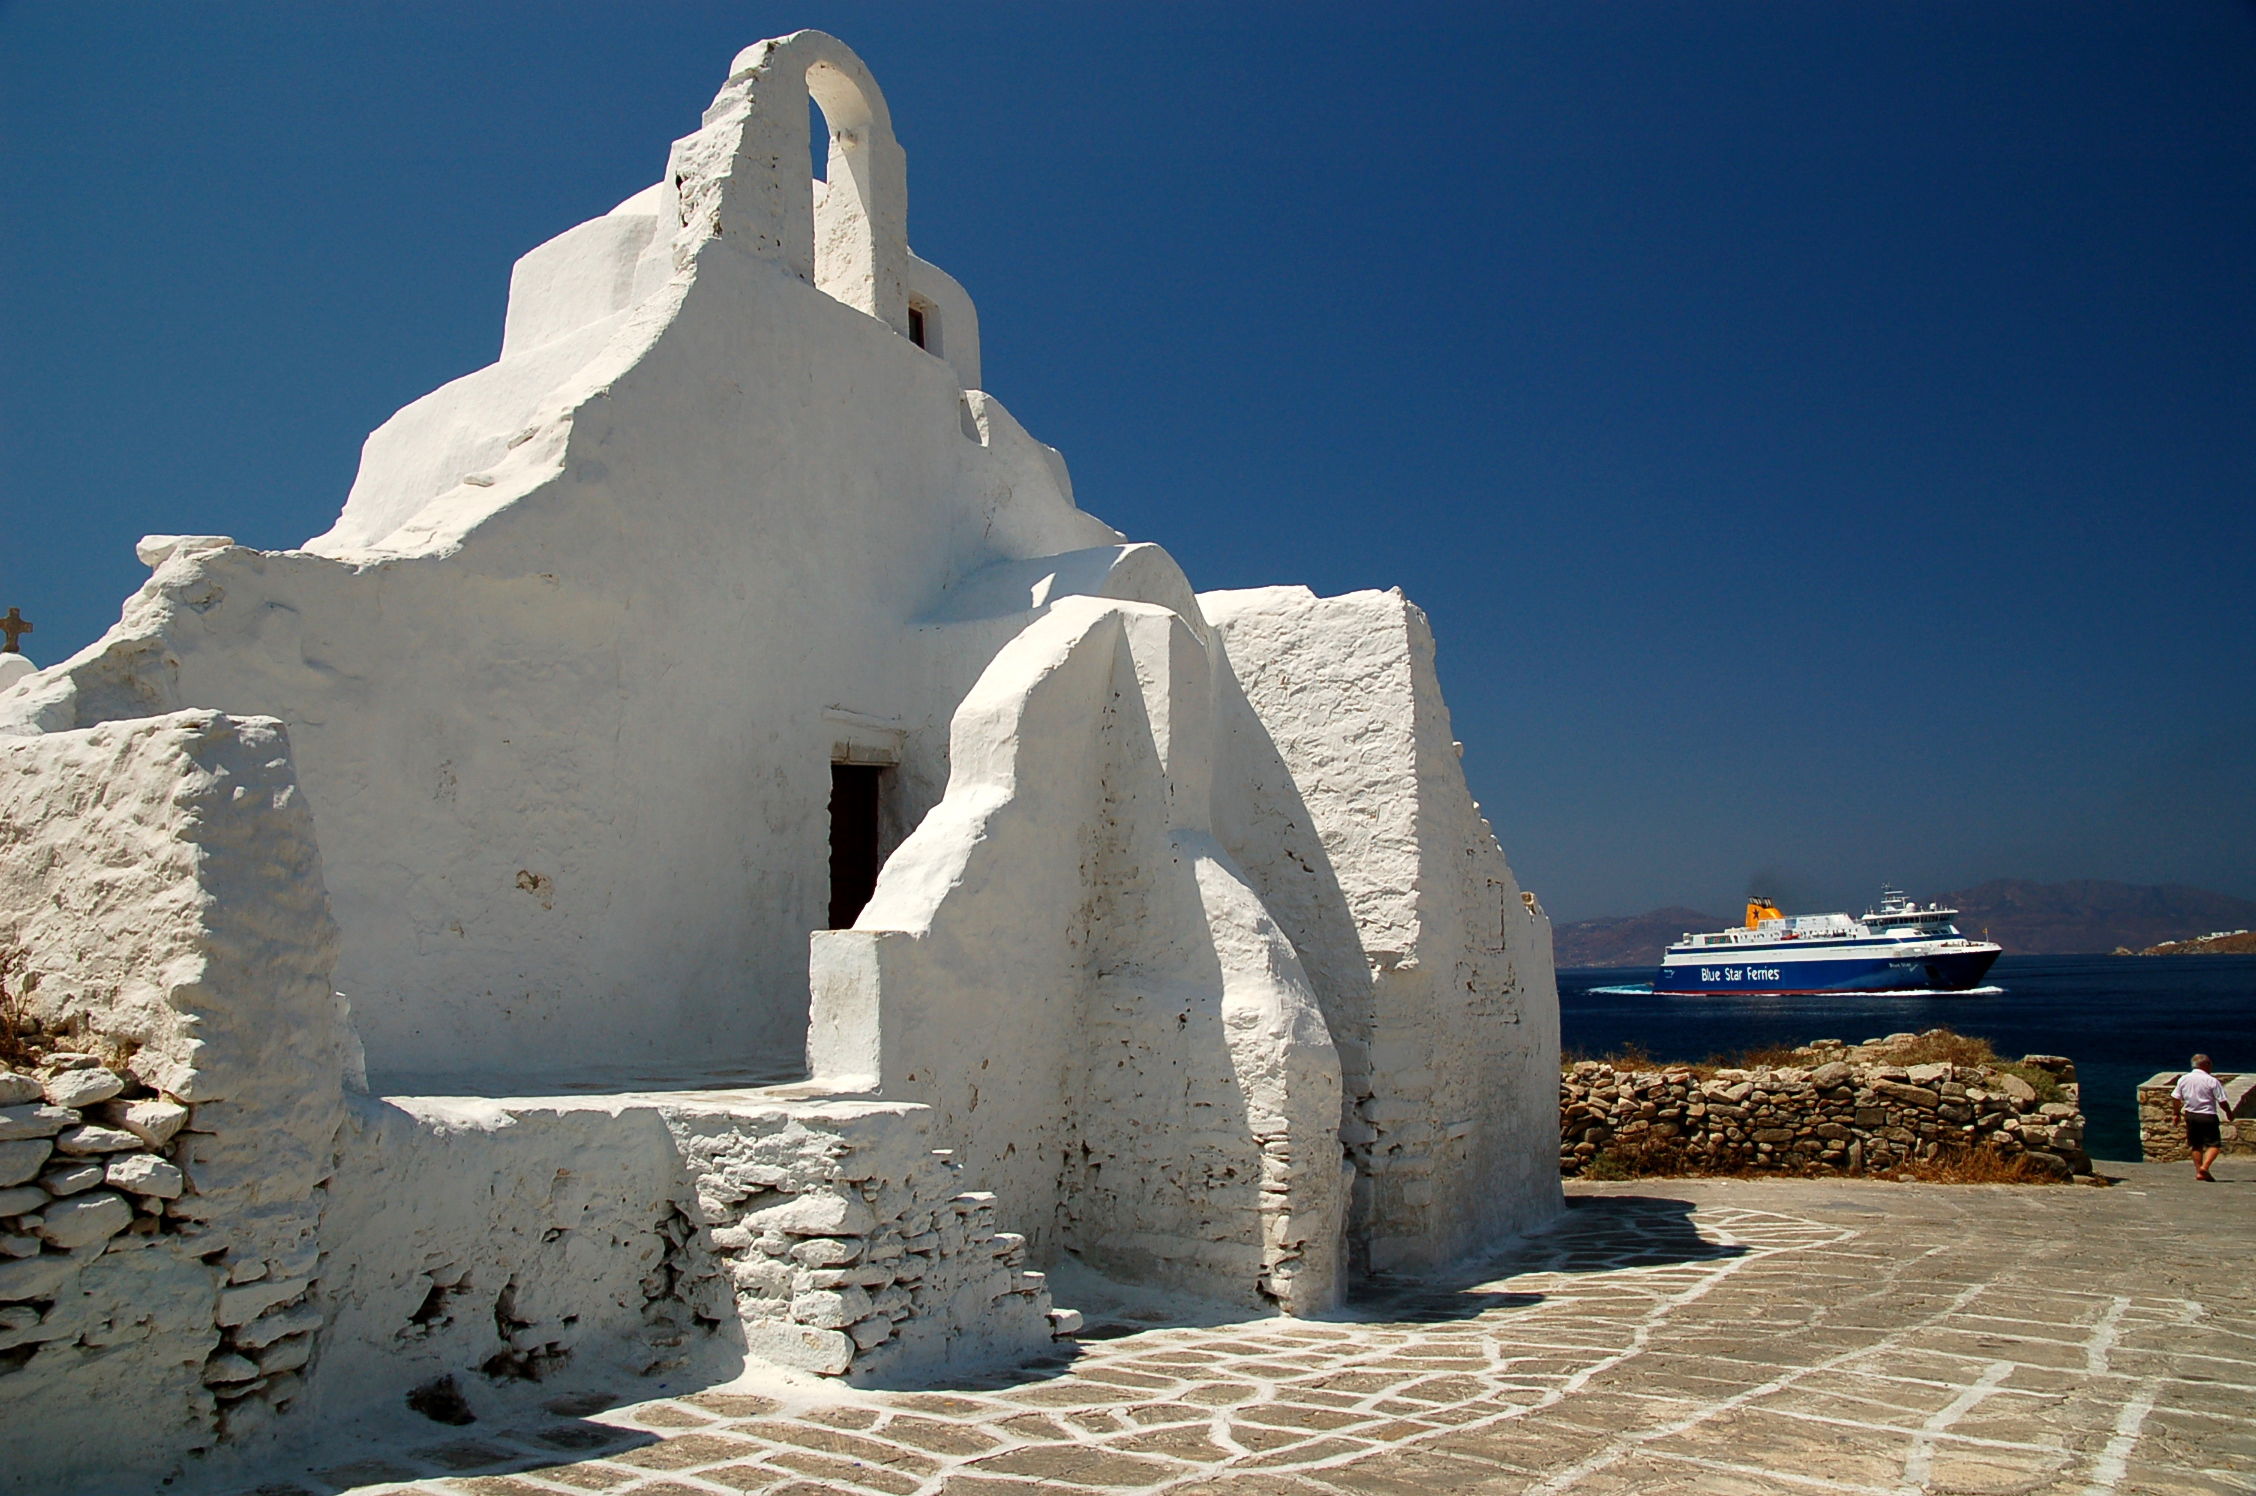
[1887, 1030, 2001, 1067]
[1894, 1147, 2073, 1185]
[0, 946, 48, 1072]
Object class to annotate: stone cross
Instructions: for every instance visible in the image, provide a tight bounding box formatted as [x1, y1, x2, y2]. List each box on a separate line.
[0, 608, 29, 654]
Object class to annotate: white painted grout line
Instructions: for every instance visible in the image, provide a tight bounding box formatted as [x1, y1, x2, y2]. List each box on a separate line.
[2085, 1294, 2133, 1375]
[2080, 1377, 2161, 1496]
[1901, 1359, 2014, 1489]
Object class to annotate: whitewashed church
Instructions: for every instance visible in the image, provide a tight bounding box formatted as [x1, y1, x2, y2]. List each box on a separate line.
[0, 33, 1559, 1491]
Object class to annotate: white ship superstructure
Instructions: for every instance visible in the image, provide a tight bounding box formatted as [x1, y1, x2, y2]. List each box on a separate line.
[1654, 888, 2003, 995]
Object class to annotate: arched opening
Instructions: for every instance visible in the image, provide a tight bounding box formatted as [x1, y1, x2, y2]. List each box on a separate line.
[806, 60, 881, 319]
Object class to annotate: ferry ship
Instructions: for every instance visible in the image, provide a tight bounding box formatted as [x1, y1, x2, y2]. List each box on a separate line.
[1653, 888, 2002, 995]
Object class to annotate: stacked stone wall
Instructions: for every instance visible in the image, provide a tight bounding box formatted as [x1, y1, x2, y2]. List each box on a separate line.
[1560, 1035, 2088, 1180]
[667, 1098, 1070, 1385]
[0, 714, 348, 1494]
[2136, 1072, 2255, 1162]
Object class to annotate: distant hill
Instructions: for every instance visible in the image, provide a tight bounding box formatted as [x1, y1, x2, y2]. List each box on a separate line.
[1553, 907, 1726, 969]
[2140, 931, 2256, 956]
[1938, 880, 2256, 955]
[1553, 880, 2256, 967]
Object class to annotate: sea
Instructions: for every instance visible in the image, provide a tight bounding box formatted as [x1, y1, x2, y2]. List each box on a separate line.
[1557, 954, 2256, 1162]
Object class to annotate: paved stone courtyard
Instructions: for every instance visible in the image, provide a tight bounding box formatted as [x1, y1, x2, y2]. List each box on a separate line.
[254, 1161, 2252, 1496]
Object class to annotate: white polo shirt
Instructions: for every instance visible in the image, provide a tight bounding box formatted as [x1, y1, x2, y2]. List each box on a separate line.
[2175, 1069, 2228, 1116]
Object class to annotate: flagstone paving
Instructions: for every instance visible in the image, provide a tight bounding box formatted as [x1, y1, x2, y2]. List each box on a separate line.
[250, 1161, 2254, 1496]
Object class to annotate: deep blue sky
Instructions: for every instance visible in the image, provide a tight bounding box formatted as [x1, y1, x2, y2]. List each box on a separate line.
[5, 3, 2253, 922]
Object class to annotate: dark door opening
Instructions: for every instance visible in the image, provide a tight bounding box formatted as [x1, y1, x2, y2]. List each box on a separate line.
[828, 763, 885, 928]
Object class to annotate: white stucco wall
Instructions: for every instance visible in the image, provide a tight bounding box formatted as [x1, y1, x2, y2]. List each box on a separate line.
[810, 596, 1349, 1313]
[1205, 588, 1563, 1270]
[0, 33, 1117, 1089]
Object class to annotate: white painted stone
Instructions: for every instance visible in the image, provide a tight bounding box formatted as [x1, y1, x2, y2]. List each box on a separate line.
[33, 1190, 132, 1250]
[42, 1067, 123, 1109]
[233, 1303, 321, 1350]
[53, 1123, 141, 1156]
[134, 534, 235, 569]
[216, 1277, 311, 1327]
[743, 1192, 877, 1238]
[104, 1154, 184, 1199]
[254, 1333, 313, 1374]
[790, 1285, 872, 1330]
[94, 1098, 189, 1148]
[202, 1352, 260, 1385]
[743, 1317, 855, 1375]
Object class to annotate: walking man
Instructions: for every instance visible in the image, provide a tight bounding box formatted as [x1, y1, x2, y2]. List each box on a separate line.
[2173, 1054, 2234, 1182]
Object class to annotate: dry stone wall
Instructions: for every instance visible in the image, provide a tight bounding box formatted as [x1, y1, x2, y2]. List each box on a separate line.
[1560, 1034, 2088, 1180]
[669, 1097, 1068, 1384]
[0, 712, 349, 1493]
[317, 1091, 1067, 1413]
[2136, 1071, 2254, 1162]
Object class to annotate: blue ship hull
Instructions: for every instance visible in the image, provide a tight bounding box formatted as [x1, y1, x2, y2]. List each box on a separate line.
[1652, 947, 2000, 996]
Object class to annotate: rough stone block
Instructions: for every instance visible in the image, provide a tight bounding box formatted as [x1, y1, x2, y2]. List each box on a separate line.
[256, 1334, 313, 1374]
[233, 1303, 321, 1350]
[42, 1069, 124, 1110]
[38, 1163, 103, 1196]
[217, 1277, 310, 1327]
[0, 1072, 41, 1107]
[32, 1190, 132, 1250]
[730, 1255, 793, 1297]
[742, 1318, 854, 1375]
[790, 1235, 864, 1267]
[790, 1285, 873, 1329]
[0, 1139, 51, 1188]
[53, 1124, 142, 1156]
[743, 1192, 876, 1237]
[96, 1099, 189, 1149]
[102, 1154, 185, 1199]
[0, 1105, 74, 1141]
[0, 1253, 79, 1302]
[202, 1352, 261, 1386]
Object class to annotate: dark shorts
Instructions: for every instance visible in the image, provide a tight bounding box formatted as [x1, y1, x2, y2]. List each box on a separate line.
[2187, 1113, 2223, 1150]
